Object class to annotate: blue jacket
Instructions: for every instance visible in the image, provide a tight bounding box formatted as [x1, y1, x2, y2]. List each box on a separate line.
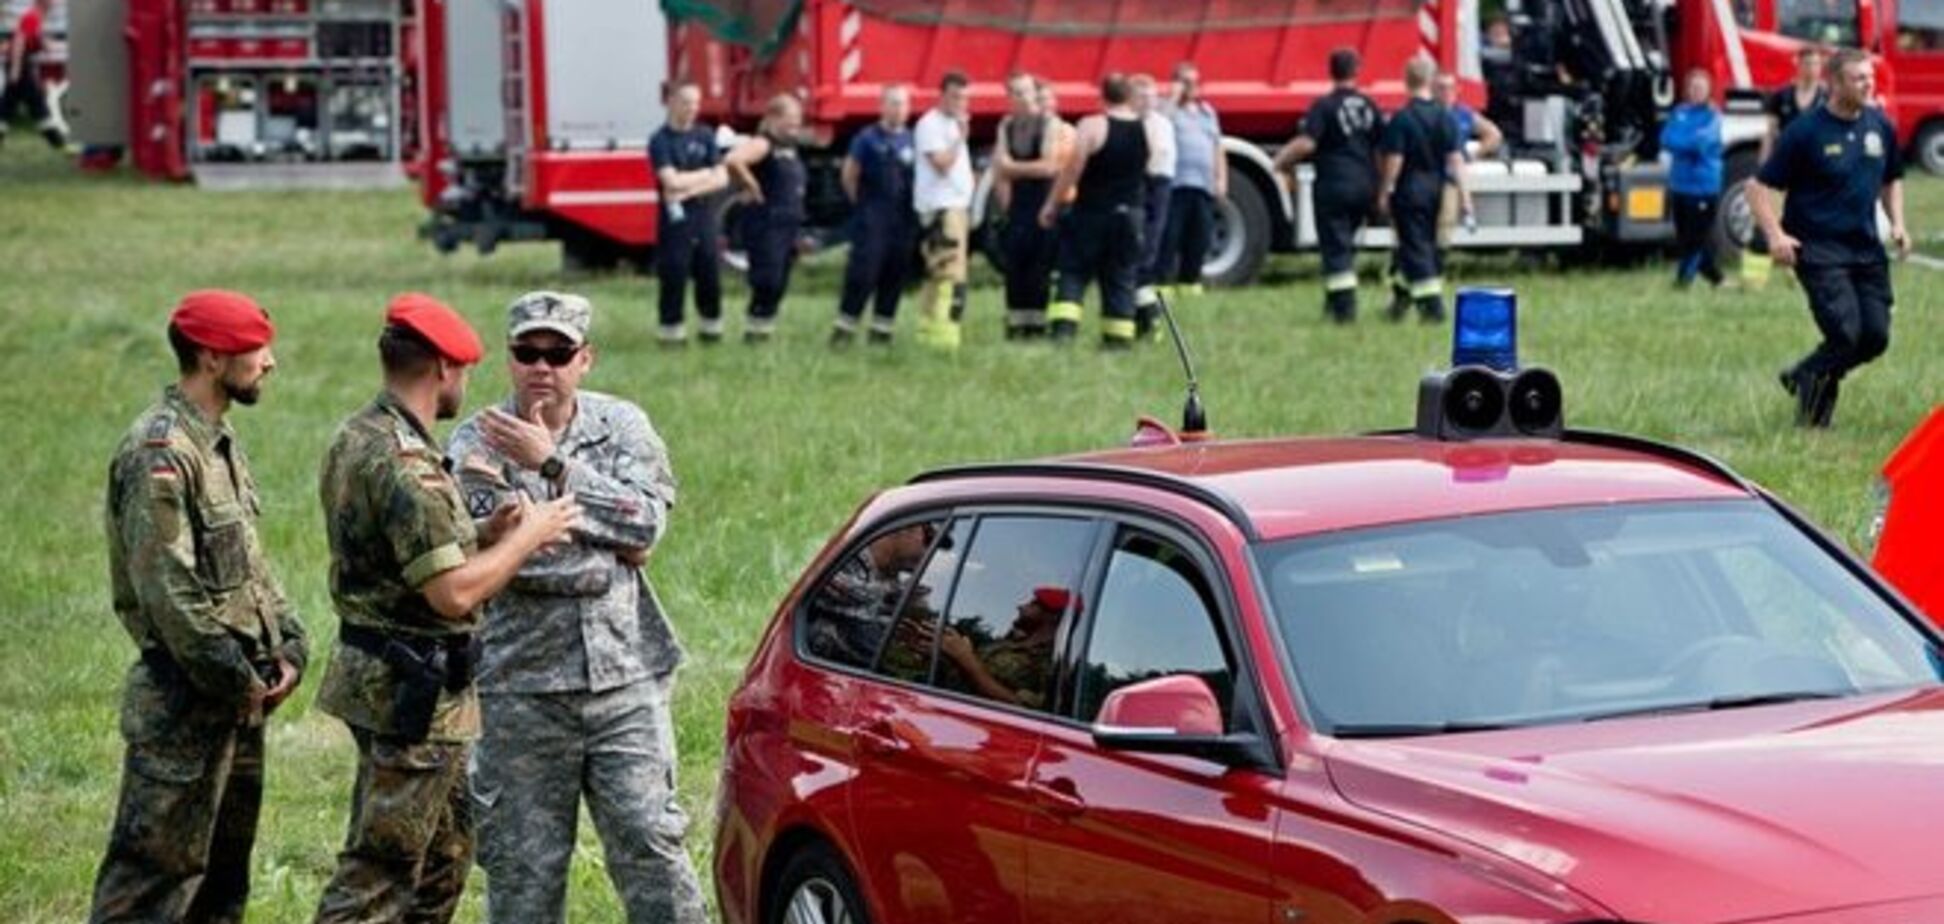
[1660, 103, 1723, 197]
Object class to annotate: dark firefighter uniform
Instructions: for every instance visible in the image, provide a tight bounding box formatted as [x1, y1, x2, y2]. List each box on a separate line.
[1303, 87, 1383, 321]
[1382, 96, 1460, 321]
[1002, 112, 1059, 337]
[742, 131, 808, 341]
[1760, 103, 1904, 427]
[1049, 115, 1148, 347]
[836, 122, 915, 342]
[648, 122, 724, 343]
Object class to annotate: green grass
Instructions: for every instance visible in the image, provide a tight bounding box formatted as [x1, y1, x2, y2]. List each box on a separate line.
[1, 141, 1940, 922]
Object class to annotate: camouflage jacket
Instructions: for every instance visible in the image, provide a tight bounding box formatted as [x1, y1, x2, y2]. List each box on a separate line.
[448, 390, 684, 693]
[314, 391, 480, 741]
[106, 386, 307, 718]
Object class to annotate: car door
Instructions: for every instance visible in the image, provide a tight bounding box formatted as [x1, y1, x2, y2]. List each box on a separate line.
[844, 512, 1101, 924]
[1025, 521, 1282, 924]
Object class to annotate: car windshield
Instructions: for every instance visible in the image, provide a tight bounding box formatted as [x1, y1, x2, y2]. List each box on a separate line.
[1257, 500, 1943, 737]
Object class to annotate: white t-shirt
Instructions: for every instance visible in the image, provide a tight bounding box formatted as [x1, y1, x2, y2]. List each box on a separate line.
[913, 108, 974, 212]
[1144, 110, 1178, 179]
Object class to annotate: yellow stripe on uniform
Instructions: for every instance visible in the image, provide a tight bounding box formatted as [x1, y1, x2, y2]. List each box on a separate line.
[1048, 301, 1084, 324]
[1102, 318, 1137, 340]
[1135, 285, 1159, 307]
[1324, 272, 1359, 293]
[1408, 277, 1444, 299]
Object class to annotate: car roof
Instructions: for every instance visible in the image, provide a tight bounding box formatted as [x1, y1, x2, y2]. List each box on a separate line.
[912, 432, 1755, 542]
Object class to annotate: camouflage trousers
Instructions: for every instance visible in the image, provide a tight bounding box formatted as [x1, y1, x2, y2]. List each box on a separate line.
[313, 729, 472, 924]
[89, 666, 263, 924]
[473, 675, 707, 924]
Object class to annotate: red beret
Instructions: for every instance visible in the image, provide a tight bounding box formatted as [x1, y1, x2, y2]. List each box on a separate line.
[170, 290, 274, 353]
[1032, 586, 1078, 615]
[385, 292, 483, 365]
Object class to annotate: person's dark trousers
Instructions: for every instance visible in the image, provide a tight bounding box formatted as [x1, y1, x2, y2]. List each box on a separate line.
[1051, 205, 1142, 347]
[1387, 190, 1445, 322]
[1134, 176, 1172, 336]
[1002, 194, 1057, 337]
[745, 216, 801, 337]
[1671, 192, 1724, 287]
[1316, 188, 1371, 322]
[1158, 186, 1215, 287]
[1785, 259, 1893, 427]
[655, 212, 723, 341]
[0, 72, 61, 147]
[837, 206, 912, 338]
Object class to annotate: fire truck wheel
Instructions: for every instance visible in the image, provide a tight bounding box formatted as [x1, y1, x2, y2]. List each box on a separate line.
[1916, 122, 1944, 176]
[1712, 148, 1759, 269]
[1204, 170, 1271, 288]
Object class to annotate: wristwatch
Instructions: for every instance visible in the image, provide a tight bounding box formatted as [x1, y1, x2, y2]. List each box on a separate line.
[539, 453, 566, 481]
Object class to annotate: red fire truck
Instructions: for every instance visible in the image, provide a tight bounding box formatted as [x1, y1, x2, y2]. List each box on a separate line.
[414, 0, 1916, 282]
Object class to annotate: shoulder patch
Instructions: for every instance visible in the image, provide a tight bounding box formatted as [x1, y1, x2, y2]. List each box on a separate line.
[144, 412, 177, 447]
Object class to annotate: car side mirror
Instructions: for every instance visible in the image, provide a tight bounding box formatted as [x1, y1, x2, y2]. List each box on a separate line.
[1090, 675, 1275, 771]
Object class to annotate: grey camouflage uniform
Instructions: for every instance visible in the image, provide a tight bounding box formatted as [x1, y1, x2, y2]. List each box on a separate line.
[448, 388, 705, 924]
[90, 385, 308, 924]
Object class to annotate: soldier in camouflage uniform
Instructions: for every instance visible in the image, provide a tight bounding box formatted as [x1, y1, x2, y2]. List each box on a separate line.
[90, 290, 307, 924]
[312, 293, 579, 924]
[939, 586, 1069, 710]
[447, 291, 707, 924]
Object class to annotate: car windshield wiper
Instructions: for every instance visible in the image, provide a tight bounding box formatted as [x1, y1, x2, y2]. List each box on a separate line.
[1329, 720, 1526, 739]
[1579, 689, 1849, 723]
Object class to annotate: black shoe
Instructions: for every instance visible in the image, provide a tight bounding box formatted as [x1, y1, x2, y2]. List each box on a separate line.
[744, 329, 773, 345]
[1810, 377, 1840, 428]
[1100, 336, 1134, 352]
[1416, 296, 1445, 323]
[1386, 288, 1411, 323]
[829, 327, 857, 348]
[1016, 324, 1047, 340]
[1778, 367, 1800, 397]
[42, 127, 66, 150]
[867, 329, 894, 345]
[1049, 320, 1079, 344]
[1324, 290, 1357, 324]
[698, 329, 724, 346]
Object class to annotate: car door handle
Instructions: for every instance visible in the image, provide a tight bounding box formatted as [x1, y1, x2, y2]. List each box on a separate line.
[1031, 775, 1088, 819]
[855, 720, 910, 757]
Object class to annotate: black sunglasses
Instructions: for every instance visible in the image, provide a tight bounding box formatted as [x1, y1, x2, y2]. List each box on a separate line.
[509, 344, 582, 367]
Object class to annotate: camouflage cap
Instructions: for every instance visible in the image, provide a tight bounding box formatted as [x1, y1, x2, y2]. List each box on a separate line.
[506, 291, 593, 346]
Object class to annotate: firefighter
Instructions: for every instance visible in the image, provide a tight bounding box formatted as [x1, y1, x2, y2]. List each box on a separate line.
[725, 94, 809, 344]
[1274, 48, 1383, 323]
[1130, 73, 1177, 337]
[913, 71, 975, 350]
[1, 0, 63, 150]
[1040, 73, 1160, 349]
[1379, 56, 1471, 322]
[1750, 48, 1910, 428]
[833, 84, 915, 346]
[994, 72, 1064, 339]
[648, 80, 731, 346]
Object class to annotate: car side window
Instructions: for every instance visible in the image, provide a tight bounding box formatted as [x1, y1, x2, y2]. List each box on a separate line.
[876, 518, 973, 684]
[1075, 528, 1235, 726]
[801, 518, 950, 670]
[932, 516, 1098, 713]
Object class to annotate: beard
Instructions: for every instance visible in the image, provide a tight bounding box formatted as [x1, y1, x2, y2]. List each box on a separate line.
[221, 372, 263, 406]
[436, 382, 465, 419]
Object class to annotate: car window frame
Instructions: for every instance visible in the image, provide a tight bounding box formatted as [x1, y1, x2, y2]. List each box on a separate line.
[791, 497, 1280, 764]
[1061, 513, 1272, 747]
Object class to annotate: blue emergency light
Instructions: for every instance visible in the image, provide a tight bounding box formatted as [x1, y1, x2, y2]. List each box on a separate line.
[1452, 287, 1518, 371]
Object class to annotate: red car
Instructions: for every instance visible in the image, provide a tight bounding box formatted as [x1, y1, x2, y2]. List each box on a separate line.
[713, 371, 1944, 924]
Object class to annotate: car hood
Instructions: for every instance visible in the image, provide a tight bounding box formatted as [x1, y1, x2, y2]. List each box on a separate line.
[1324, 688, 1944, 924]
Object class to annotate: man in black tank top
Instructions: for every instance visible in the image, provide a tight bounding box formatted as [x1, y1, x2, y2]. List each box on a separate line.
[995, 73, 1065, 339]
[1276, 48, 1384, 322]
[1379, 57, 1471, 322]
[1040, 74, 1155, 349]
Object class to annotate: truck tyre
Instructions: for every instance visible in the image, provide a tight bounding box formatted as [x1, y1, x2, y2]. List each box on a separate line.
[1205, 169, 1271, 288]
[1916, 122, 1944, 176]
[1712, 149, 1759, 269]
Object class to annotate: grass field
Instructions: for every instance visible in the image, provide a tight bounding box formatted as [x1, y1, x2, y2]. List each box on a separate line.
[1, 141, 1939, 923]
